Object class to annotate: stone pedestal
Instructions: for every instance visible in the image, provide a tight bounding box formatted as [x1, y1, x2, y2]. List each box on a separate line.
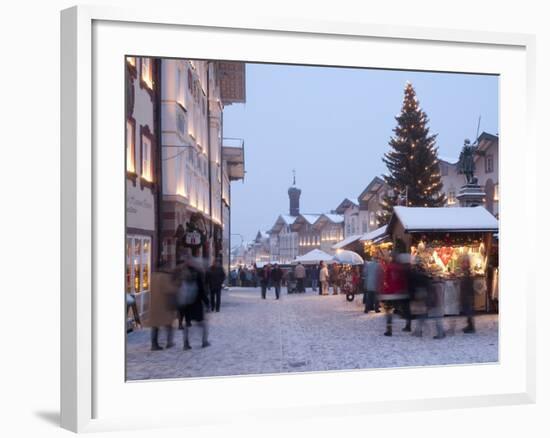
[456, 183, 486, 207]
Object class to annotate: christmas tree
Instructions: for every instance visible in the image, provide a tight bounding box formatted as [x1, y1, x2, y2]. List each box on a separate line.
[379, 82, 446, 224]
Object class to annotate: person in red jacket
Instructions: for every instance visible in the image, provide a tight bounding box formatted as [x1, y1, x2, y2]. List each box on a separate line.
[378, 253, 411, 336]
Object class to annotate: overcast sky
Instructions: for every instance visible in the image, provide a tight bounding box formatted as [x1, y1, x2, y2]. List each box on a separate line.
[222, 63, 498, 244]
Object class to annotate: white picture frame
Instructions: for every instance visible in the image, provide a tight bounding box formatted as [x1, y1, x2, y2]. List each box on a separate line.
[60, 5, 536, 433]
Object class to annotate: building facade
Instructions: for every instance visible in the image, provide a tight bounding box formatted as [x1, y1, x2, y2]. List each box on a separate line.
[438, 132, 499, 217]
[334, 197, 360, 238]
[358, 176, 390, 234]
[125, 56, 161, 322]
[159, 59, 246, 269]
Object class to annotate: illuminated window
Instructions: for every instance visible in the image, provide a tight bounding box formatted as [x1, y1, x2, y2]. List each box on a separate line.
[494, 183, 499, 201]
[141, 132, 153, 182]
[141, 57, 153, 89]
[126, 235, 152, 294]
[448, 190, 456, 205]
[126, 119, 135, 173]
[369, 212, 377, 226]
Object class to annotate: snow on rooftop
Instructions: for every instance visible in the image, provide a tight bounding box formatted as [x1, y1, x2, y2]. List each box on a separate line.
[360, 225, 388, 242]
[301, 214, 322, 224]
[332, 234, 362, 249]
[280, 215, 298, 224]
[393, 206, 498, 232]
[323, 214, 344, 223]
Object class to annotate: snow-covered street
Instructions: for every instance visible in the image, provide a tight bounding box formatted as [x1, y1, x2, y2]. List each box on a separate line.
[126, 287, 498, 381]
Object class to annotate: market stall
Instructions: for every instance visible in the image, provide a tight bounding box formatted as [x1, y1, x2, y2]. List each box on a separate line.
[387, 206, 499, 314]
[359, 225, 393, 260]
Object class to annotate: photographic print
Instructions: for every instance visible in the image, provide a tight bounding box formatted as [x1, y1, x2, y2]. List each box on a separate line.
[125, 57, 499, 381]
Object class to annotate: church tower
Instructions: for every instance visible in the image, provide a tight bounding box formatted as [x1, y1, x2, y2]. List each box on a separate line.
[288, 169, 301, 216]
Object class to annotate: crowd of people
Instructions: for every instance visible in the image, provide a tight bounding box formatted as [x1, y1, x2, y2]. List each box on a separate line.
[129, 251, 479, 352]
[229, 253, 478, 339]
[135, 256, 226, 351]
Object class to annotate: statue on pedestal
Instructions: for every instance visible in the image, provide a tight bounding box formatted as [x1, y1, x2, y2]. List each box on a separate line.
[457, 139, 477, 185]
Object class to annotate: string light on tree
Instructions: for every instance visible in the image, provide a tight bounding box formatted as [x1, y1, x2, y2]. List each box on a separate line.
[378, 81, 446, 225]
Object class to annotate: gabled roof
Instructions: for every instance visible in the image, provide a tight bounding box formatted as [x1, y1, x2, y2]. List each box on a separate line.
[301, 214, 322, 224]
[312, 213, 344, 230]
[389, 206, 498, 233]
[334, 197, 359, 214]
[291, 214, 323, 232]
[323, 214, 344, 224]
[475, 131, 499, 155]
[358, 176, 386, 202]
[270, 214, 298, 234]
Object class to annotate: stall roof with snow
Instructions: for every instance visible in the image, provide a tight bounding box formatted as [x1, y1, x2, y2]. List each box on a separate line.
[360, 225, 389, 242]
[389, 206, 499, 233]
[332, 234, 363, 249]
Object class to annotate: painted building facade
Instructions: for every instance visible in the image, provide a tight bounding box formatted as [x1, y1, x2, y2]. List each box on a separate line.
[125, 56, 160, 322]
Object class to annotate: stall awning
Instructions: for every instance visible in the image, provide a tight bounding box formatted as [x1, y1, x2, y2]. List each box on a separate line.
[391, 206, 498, 233]
[292, 249, 335, 265]
[359, 225, 388, 242]
[332, 234, 362, 250]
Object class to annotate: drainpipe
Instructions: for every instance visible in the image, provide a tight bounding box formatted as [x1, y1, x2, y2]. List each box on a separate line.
[206, 62, 213, 262]
[154, 59, 164, 268]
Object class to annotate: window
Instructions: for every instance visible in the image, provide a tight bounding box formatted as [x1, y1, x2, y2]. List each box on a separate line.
[177, 67, 185, 108]
[141, 57, 153, 89]
[126, 119, 135, 173]
[440, 164, 448, 176]
[141, 131, 153, 182]
[494, 183, 499, 201]
[485, 154, 494, 173]
[362, 220, 368, 233]
[448, 191, 456, 205]
[369, 212, 377, 227]
[126, 235, 152, 294]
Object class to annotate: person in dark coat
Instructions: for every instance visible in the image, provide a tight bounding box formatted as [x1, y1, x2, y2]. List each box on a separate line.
[261, 264, 273, 299]
[205, 259, 226, 312]
[175, 260, 210, 350]
[239, 267, 246, 287]
[271, 263, 283, 299]
[460, 255, 476, 333]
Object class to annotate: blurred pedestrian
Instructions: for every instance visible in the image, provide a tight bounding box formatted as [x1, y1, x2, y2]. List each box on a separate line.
[205, 258, 226, 313]
[295, 262, 306, 293]
[330, 263, 341, 295]
[145, 262, 177, 351]
[363, 255, 382, 313]
[176, 259, 211, 350]
[319, 261, 329, 296]
[271, 263, 283, 299]
[260, 263, 271, 299]
[378, 253, 409, 336]
[311, 264, 319, 292]
[238, 266, 246, 287]
[460, 255, 476, 333]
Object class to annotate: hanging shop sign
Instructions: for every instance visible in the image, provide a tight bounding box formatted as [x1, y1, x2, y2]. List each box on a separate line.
[184, 230, 203, 247]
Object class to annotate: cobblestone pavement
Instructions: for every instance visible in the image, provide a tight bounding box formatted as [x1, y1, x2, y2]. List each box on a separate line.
[126, 287, 499, 380]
